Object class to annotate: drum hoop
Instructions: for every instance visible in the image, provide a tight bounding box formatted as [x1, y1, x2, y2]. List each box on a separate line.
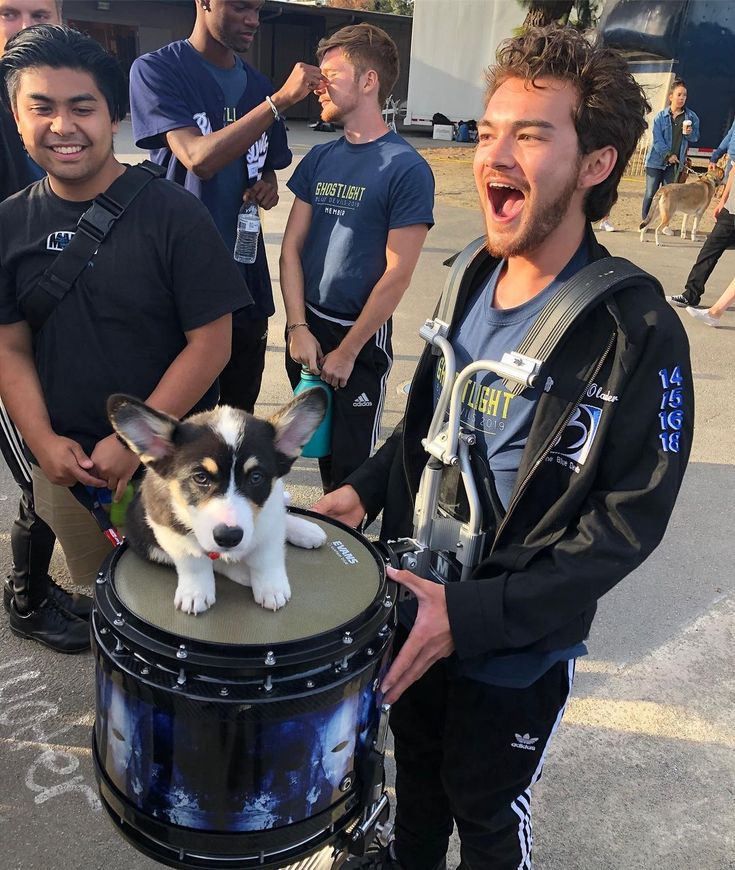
[94, 510, 395, 678]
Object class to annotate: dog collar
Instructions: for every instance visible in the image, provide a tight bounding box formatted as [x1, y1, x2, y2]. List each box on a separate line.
[207, 551, 220, 560]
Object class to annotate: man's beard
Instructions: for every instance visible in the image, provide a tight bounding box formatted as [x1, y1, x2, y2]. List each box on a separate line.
[485, 162, 581, 259]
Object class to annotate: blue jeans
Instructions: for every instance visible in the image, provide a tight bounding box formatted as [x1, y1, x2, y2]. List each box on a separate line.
[642, 165, 676, 220]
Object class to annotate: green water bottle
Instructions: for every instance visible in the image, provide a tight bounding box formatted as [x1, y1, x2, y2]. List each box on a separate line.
[293, 366, 333, 458]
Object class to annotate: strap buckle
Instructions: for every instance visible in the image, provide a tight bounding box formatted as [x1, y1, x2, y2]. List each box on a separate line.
[76, 195, 123, 244]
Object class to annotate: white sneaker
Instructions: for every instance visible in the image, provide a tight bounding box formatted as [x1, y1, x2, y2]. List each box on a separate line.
[661, 226, 674, 236]
[599, 219, 615, 232]
[686, 306, 720, 328]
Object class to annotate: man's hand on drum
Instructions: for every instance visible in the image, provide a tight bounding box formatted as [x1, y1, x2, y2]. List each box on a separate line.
[288, 326, 323, 374]
[380, 567, 455, 705]
[312, 484, 366, 529]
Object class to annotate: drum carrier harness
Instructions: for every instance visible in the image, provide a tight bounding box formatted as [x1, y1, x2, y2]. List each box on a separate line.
[383, 237, 662, 586]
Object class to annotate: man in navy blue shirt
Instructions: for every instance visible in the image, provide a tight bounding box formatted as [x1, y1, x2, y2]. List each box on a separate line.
[130, 0, 325, 413]
[280, 24, 434, 492]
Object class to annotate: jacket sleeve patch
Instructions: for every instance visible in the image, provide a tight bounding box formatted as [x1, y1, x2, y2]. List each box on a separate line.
[658, 366, 685, 453]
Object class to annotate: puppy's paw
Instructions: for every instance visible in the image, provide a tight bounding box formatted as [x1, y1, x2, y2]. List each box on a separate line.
[251, 575, 291, 611]
[174, 583, 215, 615]
[286, 516, 327, 549]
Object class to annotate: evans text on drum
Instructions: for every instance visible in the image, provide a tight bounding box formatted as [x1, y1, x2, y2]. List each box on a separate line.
[92, 509, 396, 869]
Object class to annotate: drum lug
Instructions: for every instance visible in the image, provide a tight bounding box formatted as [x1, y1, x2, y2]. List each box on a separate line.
[342, 631, 354, 645]
[264, 650, 276, 666]
[373, 703, 391, 755]
[176, 645, 188, 660]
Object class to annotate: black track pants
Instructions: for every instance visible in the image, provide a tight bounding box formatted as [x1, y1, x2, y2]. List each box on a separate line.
[285, 307, 392, 491]
[390, 639, 575, 870]
[0, 401, 55, 610]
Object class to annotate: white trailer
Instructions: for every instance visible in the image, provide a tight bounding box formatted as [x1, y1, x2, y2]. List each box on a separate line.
[405, 0, 525, 126]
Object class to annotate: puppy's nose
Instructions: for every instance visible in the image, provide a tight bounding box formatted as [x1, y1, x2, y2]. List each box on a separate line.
[212, 524, 244, 548]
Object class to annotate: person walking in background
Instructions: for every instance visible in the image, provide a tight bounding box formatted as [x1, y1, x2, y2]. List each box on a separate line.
[130, 0, 325, 413]
[708, 118, 735, 189]
[669, 156, 735, 308]
[686, 276, 735, 327]
[641, 79, 699, 230]
[280, 24, 434, 493]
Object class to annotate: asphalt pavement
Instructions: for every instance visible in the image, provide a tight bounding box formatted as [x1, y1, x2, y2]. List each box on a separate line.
[0, 123, 733, 869]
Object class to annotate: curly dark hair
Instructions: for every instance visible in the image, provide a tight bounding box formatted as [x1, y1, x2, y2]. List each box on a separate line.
[486, 26, 650, 221]
[1, 24, 128, 122]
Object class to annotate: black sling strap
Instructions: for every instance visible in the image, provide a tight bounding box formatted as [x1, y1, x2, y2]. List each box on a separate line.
[438, 237, 663, 395]
[24, 160, 165, 332]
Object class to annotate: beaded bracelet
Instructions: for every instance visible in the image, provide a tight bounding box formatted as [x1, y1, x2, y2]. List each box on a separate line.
[286, 322, 309, 334]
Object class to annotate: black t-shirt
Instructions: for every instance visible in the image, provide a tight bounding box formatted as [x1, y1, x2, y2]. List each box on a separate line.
[671, 111, 684, 167]
[0, 174, 252, 454]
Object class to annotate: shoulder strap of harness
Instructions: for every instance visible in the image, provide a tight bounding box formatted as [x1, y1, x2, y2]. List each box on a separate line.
[438, 237, 663, 395]
[24, 160, 166, 333]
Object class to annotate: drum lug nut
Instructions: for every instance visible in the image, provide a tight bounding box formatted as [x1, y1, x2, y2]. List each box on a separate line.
[342, 631, 353, 645]
[114, 639, 125, 654]
[306, 680, 315, 689]
[176, 645, 188, 660]
[339, 772, 354, 793]
[100, 627, 108, 635]
[219, 687, 229, 697]
[366, 647, 374, 656]
[263, 675, 273, 693]
[264, 650, 276, 666]
[113, 613, 124, 627]
[96, 572, 106, 585]
[176, 668, 186, 686]
[378, 625, 390, 637]
[383, 597, 392, 608]
[141, 666, 150, 676]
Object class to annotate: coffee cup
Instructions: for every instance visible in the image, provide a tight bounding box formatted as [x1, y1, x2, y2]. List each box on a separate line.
[683, 119, 693, 135]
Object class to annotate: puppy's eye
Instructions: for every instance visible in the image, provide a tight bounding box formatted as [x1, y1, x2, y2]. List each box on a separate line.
[248, 469, 264, 485]
[192, 470, 210, 486]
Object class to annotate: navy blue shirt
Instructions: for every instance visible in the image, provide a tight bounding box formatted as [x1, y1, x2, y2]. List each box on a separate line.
[430, 242, 590, 688]
[130, 40, 292, 321]
[287, 130, 434, 317]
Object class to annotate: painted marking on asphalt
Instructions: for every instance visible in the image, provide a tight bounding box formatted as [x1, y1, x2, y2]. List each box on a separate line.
[0, 737, 91, 756]
[565, 698, 735, 748]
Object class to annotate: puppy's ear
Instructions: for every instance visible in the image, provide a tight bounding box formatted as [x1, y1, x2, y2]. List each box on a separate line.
[270, 388, 327, 476]
[107, 394, 179, 469]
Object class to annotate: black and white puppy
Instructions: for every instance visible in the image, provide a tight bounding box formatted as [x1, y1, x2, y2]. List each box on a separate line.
[107, 390, 328, 615]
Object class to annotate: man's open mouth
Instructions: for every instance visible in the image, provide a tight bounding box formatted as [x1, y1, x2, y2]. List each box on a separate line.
[487, 182, 525, 222]
[50, 145, 84, 155]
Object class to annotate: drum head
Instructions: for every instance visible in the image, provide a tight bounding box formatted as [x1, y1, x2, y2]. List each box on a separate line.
[113, 515, 381, 646]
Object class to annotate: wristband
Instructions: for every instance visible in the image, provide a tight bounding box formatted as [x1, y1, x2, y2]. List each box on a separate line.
[286, 322, 309, 335]
[265, 95, 280, 121]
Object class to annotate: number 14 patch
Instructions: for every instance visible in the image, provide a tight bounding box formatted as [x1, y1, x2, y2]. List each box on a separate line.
[658, 366, 686, 453]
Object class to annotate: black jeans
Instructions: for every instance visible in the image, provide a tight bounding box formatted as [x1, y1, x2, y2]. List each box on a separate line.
[218, 317, 268, 414]
[683, 207, 735, 305]
[389, 636, 574, 870]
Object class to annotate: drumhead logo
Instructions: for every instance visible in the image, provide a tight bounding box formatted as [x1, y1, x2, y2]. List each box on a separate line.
[330, 540, 358, 565]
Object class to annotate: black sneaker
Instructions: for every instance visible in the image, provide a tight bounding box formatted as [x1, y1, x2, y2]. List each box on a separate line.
[344, 842, 446, 870]
[4, 575, 93, 620]
[8, 597, 90, 653]
[667, 294, 691, 308]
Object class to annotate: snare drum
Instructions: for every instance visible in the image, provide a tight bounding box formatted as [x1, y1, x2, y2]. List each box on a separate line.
[92, 509, 396, 869]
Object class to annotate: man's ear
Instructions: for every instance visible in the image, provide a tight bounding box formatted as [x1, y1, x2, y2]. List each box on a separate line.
[362, 69, 380, 99]
[107, 394, 179, 468]
[270, 388, 328, 477]
[578, 145, 617, 191]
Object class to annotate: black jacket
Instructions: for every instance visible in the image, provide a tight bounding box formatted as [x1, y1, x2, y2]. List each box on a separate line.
[346, 228, 694, 660]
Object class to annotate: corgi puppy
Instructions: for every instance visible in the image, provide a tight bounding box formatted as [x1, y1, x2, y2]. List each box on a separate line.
[107, 390, 328, 615]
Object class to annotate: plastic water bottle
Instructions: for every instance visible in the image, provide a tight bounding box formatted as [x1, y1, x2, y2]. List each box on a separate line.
[233, 202, 260, 264]
[293, 366, 333, 458]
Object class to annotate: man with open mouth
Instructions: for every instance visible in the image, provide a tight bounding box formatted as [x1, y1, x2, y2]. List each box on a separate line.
[315, 25, 693, 870]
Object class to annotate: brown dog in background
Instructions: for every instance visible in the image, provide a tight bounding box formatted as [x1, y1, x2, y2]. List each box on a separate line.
[639, 166, 724, 245]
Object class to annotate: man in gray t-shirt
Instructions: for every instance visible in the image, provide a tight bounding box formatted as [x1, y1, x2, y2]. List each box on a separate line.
[668, 160, 735, 307]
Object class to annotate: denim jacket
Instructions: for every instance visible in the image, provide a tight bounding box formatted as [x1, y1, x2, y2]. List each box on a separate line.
[644, 106, 700, 170]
